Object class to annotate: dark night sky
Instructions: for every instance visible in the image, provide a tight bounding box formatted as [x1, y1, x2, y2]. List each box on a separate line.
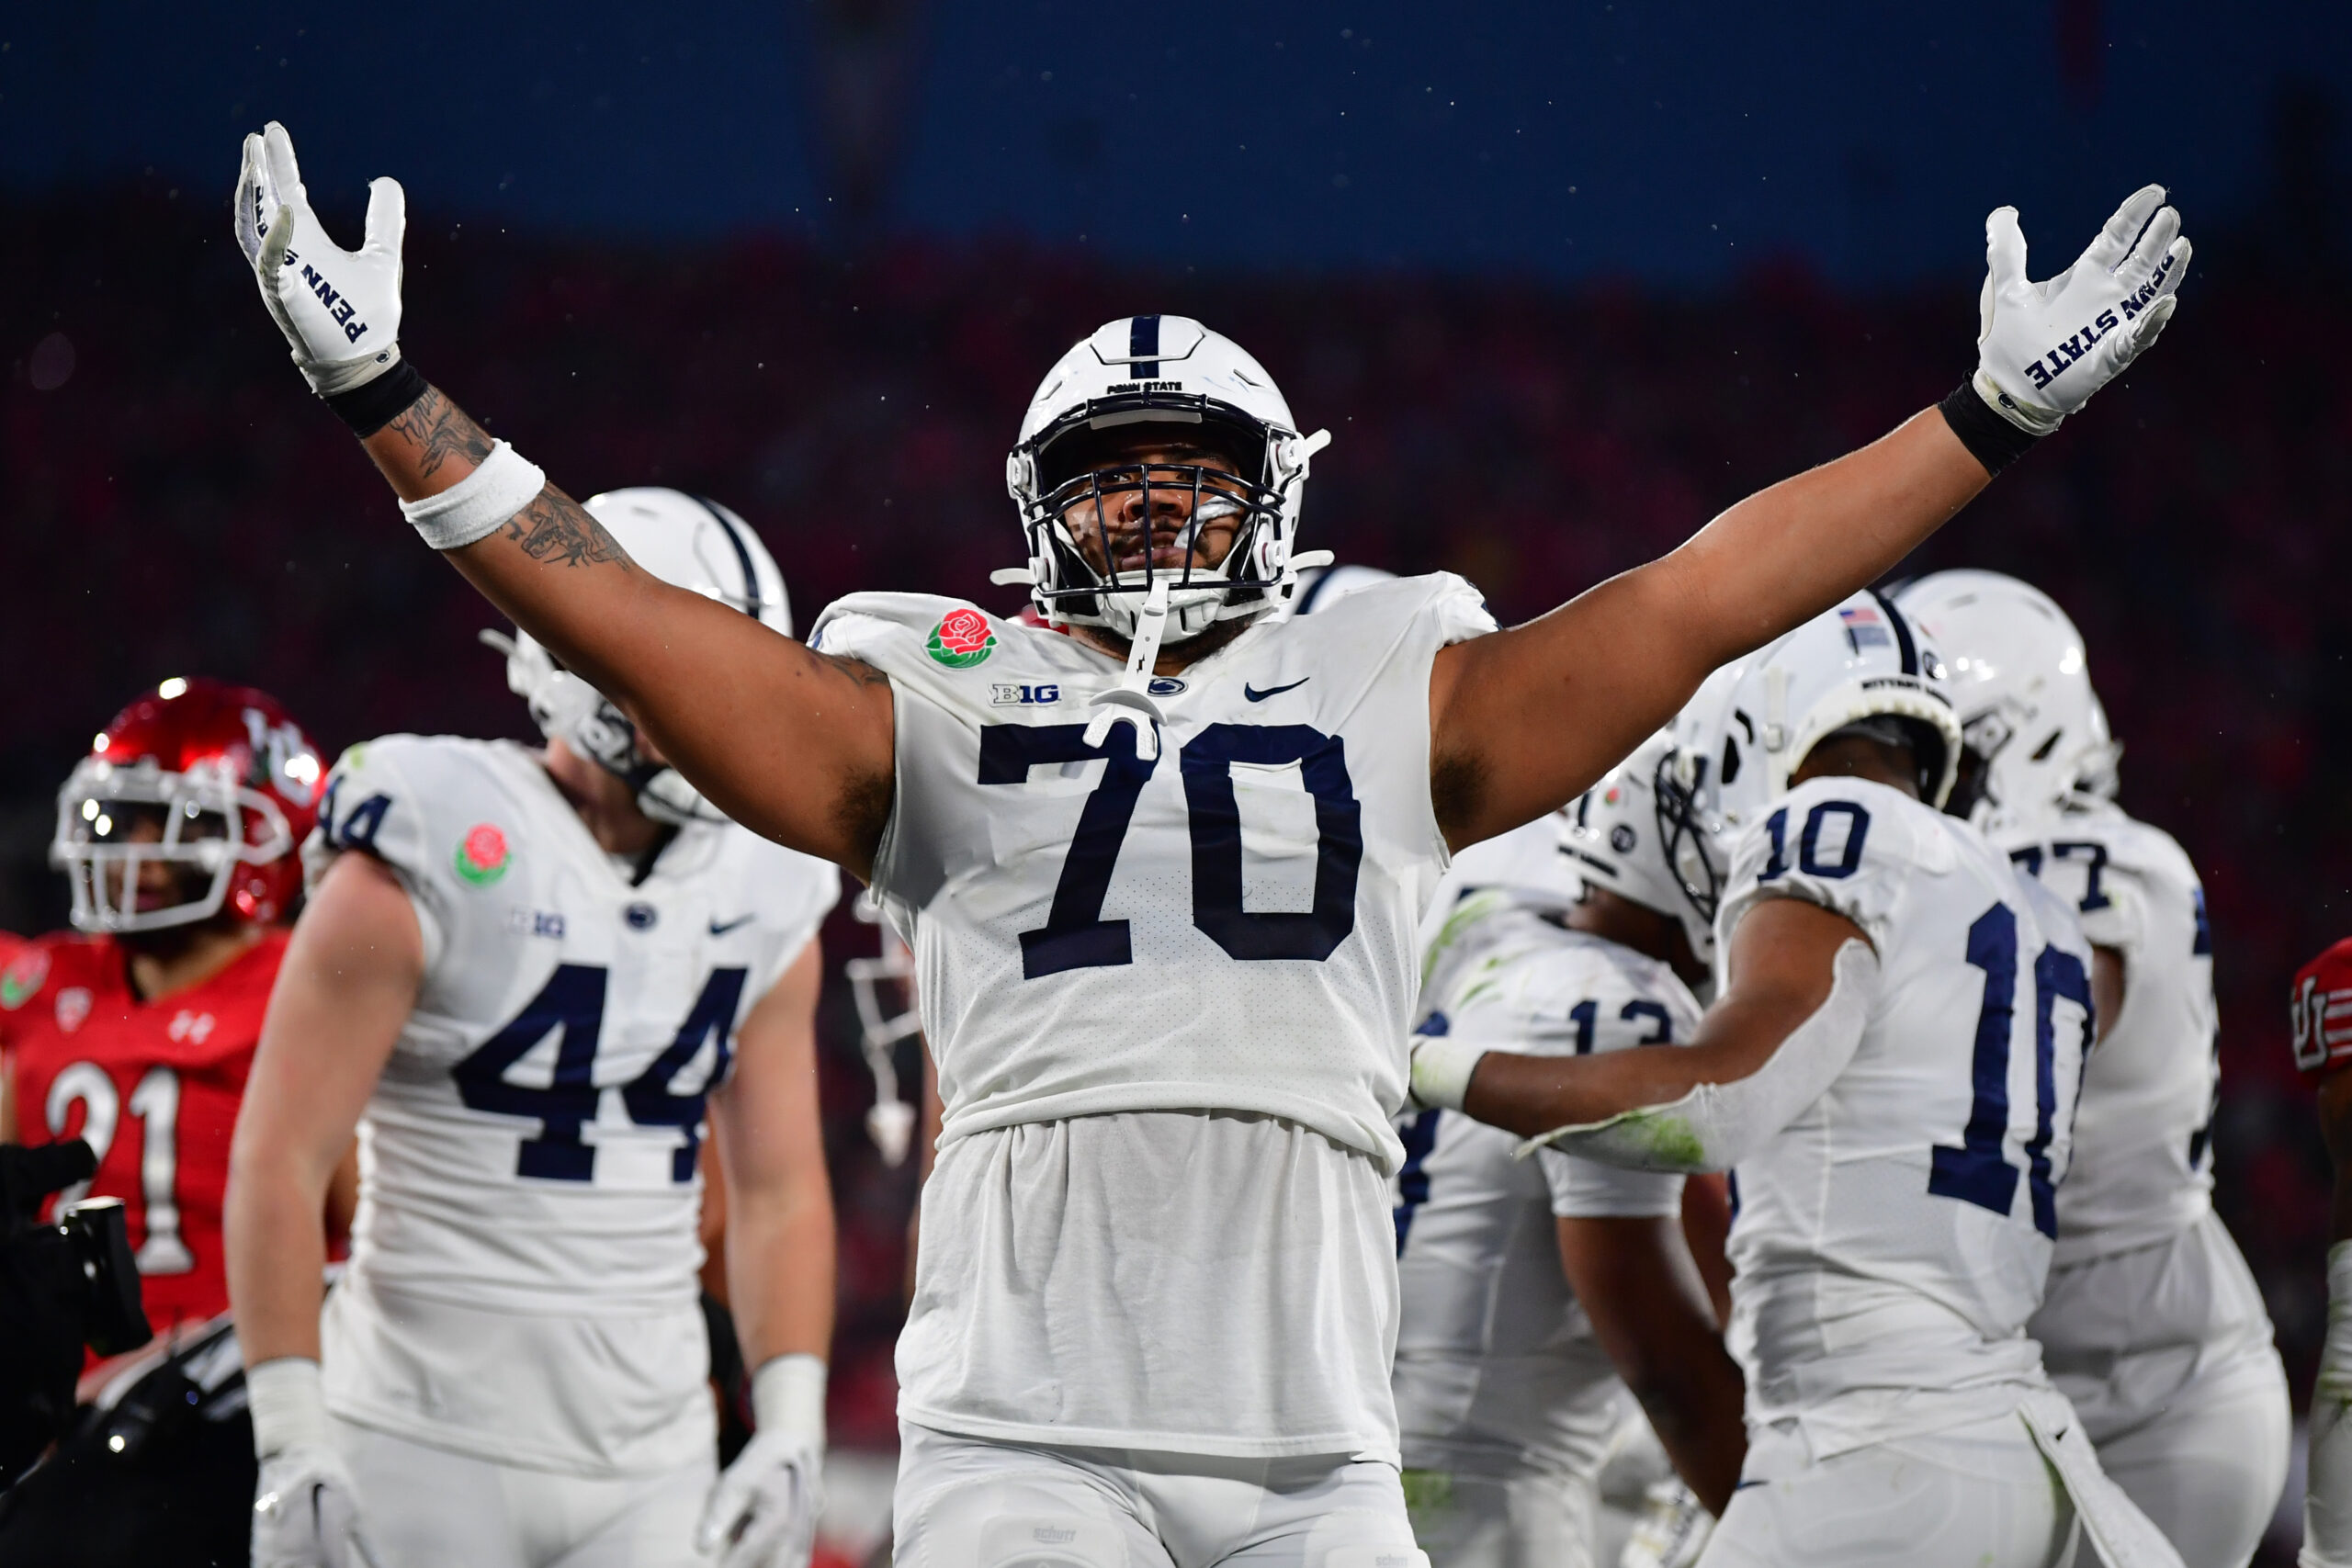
[3, 2, 2346, 284]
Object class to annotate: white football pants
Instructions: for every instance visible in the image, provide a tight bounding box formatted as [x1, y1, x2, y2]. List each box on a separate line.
[1697, 1412, 2081, 1568]
[894, 1420, 1429, 1568]
[1401, 1466, 1599, 1568]
[2035, 1214, 2290, 1568]
[332, 1414, 718, 1568]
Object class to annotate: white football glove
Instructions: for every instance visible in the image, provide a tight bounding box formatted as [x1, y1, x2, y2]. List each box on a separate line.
[1971, 184, 2190, 435]
[232, 121, 406, 397]
[251, 1443, 380, 1568]
[697, 1355, 827, 1568]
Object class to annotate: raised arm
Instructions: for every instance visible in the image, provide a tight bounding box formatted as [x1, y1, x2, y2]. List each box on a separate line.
[232, 124, 894, 877]
[1428, 186, 2188, 847]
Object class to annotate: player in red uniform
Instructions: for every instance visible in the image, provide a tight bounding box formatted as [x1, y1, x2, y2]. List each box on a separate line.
[2298, 938, 2352, 1568]
[0, 678, 324, 1565]
[0, 677, 325, 1341]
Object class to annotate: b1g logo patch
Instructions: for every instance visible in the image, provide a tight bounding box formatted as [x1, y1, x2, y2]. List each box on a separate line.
[455, 823, 511, 886]
[927, 608, 997, 669]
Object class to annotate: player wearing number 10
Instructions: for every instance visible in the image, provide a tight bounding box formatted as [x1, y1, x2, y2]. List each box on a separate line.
[1415, 595, 2185, 1568]
[230, 118, 2188, 1568]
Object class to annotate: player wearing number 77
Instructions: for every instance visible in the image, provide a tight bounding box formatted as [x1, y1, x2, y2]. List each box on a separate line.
[225, 490, 841, 1568]
[1408, 597, 2184, 1568]
[230, 117, 2188, 1568]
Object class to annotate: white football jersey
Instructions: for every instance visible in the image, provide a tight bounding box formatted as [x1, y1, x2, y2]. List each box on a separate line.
[1991, 800, 2217, 1264]
[808, 575, 1493, 1459]
[300, 736, 837, 1470]
[1715, 776, 2093, 1459]
[809, 575, 1494, 1167]
[1395, 889, 1699, 1479]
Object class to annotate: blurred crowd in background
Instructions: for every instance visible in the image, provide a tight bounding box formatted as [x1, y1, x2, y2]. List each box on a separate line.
[1, 145, 2346, 1461]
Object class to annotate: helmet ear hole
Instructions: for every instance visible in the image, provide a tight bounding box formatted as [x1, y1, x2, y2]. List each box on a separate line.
[1719, 737, 1741, 786]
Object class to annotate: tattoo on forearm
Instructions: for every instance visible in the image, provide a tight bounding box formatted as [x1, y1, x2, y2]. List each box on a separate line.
[503, 487, 632, 569]
[385, 387, 496, 479]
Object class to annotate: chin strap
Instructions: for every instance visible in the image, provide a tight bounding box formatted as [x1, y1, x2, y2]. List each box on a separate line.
[1082, 576, 1171, 761]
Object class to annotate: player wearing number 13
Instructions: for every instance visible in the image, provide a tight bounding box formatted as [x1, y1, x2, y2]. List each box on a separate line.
[230, 118, 2188, 1568]
[224, 490, 841, 1568]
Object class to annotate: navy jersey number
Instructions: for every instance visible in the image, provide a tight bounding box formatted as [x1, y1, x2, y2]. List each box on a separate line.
[453, 964, 748, 1182]
[1927, 905, 2092, 1237]
[979, 720, 1362, 976]
[1759, 800, 1871, 883]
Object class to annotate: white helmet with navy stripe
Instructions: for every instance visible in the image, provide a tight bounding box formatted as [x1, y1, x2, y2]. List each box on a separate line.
[489, 487, 791, 826]
[1000, 315, 1334, 644]
[1657, 590, 1962, 931]
[1562, 729, 1720, 964]
[1891, 569, 2120, 826]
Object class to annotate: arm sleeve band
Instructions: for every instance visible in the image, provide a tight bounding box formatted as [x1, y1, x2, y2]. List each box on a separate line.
[322, 353, 424, 435]
[749, 1352, 828, 1447]
[1940, 377, 2043, 475]
[397, 440, 548, 550]
[2308, 1242, 2352, 1567]
[1515, 939, 1879, 1172]
[245, 1356, 330, 1458]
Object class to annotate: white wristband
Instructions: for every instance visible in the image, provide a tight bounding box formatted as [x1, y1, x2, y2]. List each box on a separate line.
[1409, 1035, 1488, 1112]
[398, 440, 547, 551]
[245, 1356, 331, 1458]
[750, 1352, 827, 1447]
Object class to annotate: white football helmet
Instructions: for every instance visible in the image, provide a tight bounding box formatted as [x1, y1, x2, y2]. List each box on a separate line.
[1562, 730, 1719, 965]
[1892, 570, 2120, 826]
[1658, 590, 1962, 930]
[1001, 316, 1333, 645]
[491, 488, 792, 826]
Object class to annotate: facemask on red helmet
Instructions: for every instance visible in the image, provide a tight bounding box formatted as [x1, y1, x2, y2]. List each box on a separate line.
[51, 678, 325, 934]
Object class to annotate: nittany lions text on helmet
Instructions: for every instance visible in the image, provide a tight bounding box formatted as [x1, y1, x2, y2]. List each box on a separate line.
[1656, 589, 1961, 934]
[493, 487, 793, 827]
[1000, 315, 1335, 645]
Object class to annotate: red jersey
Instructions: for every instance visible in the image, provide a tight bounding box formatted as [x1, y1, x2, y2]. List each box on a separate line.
[1, 928, 289, 1335]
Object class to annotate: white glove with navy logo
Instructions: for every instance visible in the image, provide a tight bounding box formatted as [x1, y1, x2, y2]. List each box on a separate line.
[698, 1354, 827, 1568]
[1971, 184, 2190, 435]
[251, 1443, 380, 1568]
[232, 121, 406, 397]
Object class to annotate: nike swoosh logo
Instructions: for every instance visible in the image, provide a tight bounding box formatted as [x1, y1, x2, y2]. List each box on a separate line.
[708, 915, 755, 936]
[1244, 678, 1310, 702]
[1733, 1480, 1766, 1491]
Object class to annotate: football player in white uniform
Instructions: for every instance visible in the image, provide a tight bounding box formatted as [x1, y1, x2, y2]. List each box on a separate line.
[1396, 736, 1743, 1568]
[224, 490, 842, 1568]
[1409, 593, 2183, 1568]
[1895, 570, 2290, 1567]
[230, 118, 2188, 1568]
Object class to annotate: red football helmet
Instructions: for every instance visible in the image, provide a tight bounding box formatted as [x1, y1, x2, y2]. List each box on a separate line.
[2293, 937, 2352, 1078]
[51, 678, 326, 933]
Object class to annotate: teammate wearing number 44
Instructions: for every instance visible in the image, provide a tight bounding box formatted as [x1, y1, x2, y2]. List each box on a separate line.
[224, 489, 842, 1568]
[231, 116, 2188, 1568]
[1413, 596, 2186, 1568]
